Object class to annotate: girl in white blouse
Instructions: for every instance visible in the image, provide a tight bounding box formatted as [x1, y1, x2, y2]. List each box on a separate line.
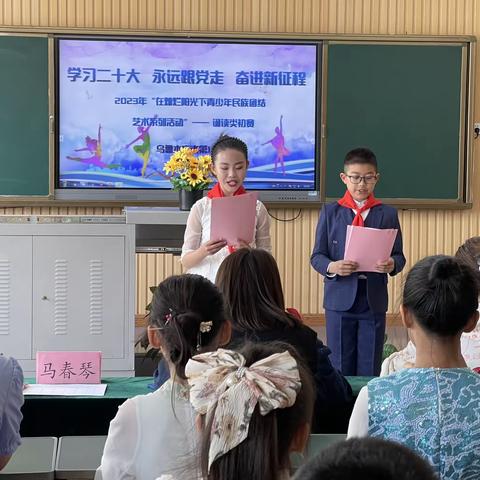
[99, 274, 231, 480]
[181, 135, 271, 283]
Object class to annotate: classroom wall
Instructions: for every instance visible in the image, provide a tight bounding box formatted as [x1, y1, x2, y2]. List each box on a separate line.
[0, 0, 479, 317]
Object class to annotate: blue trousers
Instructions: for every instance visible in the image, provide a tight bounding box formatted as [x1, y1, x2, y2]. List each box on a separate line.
[325, 280, 385, 376]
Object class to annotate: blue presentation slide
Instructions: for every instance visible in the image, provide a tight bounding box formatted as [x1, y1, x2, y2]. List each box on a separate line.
[58, 39, 318, 190]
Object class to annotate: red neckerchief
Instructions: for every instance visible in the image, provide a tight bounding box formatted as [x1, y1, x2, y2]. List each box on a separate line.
[337, 190, 382, 227]
[207, 183, 246, 198]
[207, 183, 247, 252]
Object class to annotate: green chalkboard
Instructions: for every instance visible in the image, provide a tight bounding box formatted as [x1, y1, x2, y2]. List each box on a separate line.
[325, 43, 467, 203]
[0, 35, 49, 196]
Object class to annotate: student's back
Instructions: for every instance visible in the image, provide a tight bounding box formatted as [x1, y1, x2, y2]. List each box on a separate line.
[368, 367, 480, 478]
[216, 248, 352, 429]
[100, 274, 230, 480]
[216, 248, 318, 372]
[0, 355, 24, 471]
[348, 255, 480, 479]
[186, 342, 315, 480]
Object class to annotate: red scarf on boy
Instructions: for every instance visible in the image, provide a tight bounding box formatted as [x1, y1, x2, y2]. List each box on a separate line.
[337, 190, 382, 227]
[207, 183, 247, 252]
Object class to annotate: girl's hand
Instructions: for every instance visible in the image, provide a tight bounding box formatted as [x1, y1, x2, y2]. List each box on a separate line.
[202, 239, 227, 256]
[328, 260, 358, 276]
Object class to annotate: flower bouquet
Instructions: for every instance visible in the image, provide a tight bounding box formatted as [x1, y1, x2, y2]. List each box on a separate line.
[163, 147, 213, 210]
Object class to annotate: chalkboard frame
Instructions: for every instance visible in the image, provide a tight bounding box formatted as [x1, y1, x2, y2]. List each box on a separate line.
[0, 30, 475, 208]
[321, 39, 475, 208]
[0, 32, 54, 200]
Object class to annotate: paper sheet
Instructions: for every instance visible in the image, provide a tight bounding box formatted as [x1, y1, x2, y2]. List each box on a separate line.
[344, 225, 398, 272]
[210, 192, 257, 246]
[24, 383, 108, 396]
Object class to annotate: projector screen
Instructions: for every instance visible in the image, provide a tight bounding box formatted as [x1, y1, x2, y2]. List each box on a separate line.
[56, 37, 321, 201]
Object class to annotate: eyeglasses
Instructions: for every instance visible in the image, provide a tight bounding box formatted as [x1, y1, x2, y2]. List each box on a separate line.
[345, 174, 378, 184]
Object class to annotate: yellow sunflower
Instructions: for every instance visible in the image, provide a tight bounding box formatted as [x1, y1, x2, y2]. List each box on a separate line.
[185, 169, 204, 187]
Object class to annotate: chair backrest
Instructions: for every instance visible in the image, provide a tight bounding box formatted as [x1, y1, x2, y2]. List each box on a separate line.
[55, 436, 107, 480]
[291, 433, 347, 471]
[0, 437, 57, 479]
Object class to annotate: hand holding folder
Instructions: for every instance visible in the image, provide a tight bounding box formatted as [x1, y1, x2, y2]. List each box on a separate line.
[210, 192, 257, 247]
[344, 225, 398, 273]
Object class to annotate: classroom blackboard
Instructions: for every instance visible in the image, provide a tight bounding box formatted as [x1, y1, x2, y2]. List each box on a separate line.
[325, 42, 468, 204]
[0, 35, 49, 197]
[0, 35, 472, 205]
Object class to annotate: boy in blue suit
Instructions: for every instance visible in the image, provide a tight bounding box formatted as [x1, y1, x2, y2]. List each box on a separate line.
[311, 148, 406, 376]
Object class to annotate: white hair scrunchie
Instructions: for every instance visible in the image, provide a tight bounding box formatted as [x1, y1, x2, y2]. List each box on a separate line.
[185, 348, 301, 471]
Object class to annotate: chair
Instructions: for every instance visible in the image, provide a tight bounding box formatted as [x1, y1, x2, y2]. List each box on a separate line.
[0, 437, 57, 479]
[55, 436, 107, 480]
[291, 433, 347, 471]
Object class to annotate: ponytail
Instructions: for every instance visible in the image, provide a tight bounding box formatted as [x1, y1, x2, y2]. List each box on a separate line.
[149, 274, 226, 379]
[403, 255, 479, 336]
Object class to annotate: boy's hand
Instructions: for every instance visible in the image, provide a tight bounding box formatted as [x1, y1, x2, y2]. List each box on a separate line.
[202, 239, 227, 256]
[375, 257, 395, 274]
[328, 260, 358, 276]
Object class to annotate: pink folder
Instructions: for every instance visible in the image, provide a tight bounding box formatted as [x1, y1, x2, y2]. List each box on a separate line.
[210, 192, 257, 246]
[344, 225, 398, 273]
[36, 351, 102, 384]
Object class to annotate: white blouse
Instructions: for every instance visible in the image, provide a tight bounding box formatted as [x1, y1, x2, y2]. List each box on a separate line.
[98, 380, 200, 480]
[181, 196, 272, 283]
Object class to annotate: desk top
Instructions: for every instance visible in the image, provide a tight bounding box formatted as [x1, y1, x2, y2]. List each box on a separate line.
[25, 377, 152, 399]
[25, 376, 371, 400]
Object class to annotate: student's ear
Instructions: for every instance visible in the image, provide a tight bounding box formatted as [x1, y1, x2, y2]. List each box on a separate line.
[400, 304, 414, 330]
[290, 422, 310, 453]
[147, 326, 162, 349]
[463, 311, 479, 333]
[339, 172, 348, 185]
[217, 321, 232, 347]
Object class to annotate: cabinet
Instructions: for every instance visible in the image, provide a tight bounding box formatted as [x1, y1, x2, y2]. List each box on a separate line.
[0, 224, 135, 376]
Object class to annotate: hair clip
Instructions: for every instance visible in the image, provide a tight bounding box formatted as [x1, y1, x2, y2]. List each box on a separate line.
[199, 321, 213, 333]
[164, 308, 174, 326]
[197, 321, 213, 351]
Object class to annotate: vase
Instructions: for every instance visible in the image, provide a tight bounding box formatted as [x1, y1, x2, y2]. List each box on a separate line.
[179, 189, 204, 211]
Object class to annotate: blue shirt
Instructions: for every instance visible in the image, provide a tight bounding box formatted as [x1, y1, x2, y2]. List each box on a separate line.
[368, 368, 480, 479]
[0, 356, 24, 456]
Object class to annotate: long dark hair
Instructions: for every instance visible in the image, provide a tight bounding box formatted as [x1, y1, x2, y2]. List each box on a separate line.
[402, 255, 479, 336]
[201, 342, 315, 480]
[149, 274, 227, 379]
[215, 248, 300, 332]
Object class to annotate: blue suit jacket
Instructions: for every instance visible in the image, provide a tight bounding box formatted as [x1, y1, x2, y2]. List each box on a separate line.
[311, 202, 406, 313]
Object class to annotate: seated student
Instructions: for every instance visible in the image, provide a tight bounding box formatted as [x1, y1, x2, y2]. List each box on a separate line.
[348, 255, 480, 479]
[381, 236, 480, 376]
[99, 274, 231, 480]
[293, 437, 437, 480]
[186, 342, 315, 480]
[215, 248, 352, 432]
[0, 355, 24, 471]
